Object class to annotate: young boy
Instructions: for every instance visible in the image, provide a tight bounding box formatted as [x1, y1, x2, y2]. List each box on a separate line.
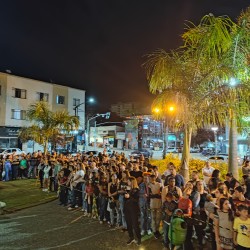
[233, 204, 250, 250]
[162, 192, 178, 249]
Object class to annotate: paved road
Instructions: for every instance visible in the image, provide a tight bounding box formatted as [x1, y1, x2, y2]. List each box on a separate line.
[86, 146, 208, 161]
[0, 200, 163, 250]
[0, 200, 211, 250]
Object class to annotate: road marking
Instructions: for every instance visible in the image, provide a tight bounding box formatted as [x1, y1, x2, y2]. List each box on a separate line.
[69, 215, 84, 224]
[38, 228, 116, 249]
[44, 226, 68, 233]
[0, 215, 37, 222]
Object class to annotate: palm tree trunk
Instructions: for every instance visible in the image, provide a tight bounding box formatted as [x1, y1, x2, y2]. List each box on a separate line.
[180, 125, 192, 182]
[228, 109, 239, 179]
[44, 139, 48, 155]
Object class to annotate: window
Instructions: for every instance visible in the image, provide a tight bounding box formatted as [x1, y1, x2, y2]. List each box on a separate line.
[12, 88, 27, 99]
[37, 92, 49, 102]
[11, 109, 26, 120]
[56, 95, 65, 104]
[73, 98, 80, 106]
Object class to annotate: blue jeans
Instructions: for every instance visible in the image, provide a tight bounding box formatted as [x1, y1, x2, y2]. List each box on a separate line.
[118, 195, 127, 229]
[4, 166, 11, 181]
[82, 183, 87, 211]
[163, 221, 170, 245]
[110, 200, 120, 225]
[99, 195, 109, 221]
[139, 199, 151, 231]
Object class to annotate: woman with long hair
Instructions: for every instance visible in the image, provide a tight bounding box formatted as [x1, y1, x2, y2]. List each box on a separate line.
[213, 198, 234, 250]
[124, 176, 141, 246]
[117, 170, 130, 231]
[108, 173, 120, 227]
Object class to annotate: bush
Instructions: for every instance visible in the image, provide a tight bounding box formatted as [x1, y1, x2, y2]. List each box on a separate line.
[149, 154, 237, 181]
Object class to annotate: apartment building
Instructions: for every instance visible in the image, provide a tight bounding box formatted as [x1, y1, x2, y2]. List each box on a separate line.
[0, 72, 85, 151]
[110, 102, 150, 117]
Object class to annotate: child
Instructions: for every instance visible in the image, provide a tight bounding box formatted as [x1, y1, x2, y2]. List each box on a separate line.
[162, 193, 178, 248]
[213, 198, 234, 250]
[233, 204, 250, 250]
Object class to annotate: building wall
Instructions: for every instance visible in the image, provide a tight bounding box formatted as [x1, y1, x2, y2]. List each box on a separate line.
[0, 72, 86, 151]
[0, 74, 8, 126]
[68, 87, 86, 130]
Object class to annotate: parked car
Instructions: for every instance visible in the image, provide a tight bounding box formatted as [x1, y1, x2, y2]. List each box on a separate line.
[208, 155, 227, 163]
[208, 154, 241, 165]
[190, 147, 200, 153]
[166, 147, 178, 153]
[129, 149, 151, 159]
[0, 148, 26, 158]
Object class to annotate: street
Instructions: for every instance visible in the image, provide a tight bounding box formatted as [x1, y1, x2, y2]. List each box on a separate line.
[0, 200, 162, 250]
[0, 200, 212, 250]
[86, 146, 208, 161]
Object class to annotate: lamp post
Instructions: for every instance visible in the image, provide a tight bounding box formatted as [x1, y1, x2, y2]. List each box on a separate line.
[86, 112, 111, 151]
[211, 126, 218, 155]
[153, 106, 175, 159]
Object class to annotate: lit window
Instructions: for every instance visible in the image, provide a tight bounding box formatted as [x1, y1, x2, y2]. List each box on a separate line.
[11, 109, 26, 120]
[73, 98, 80, 106]
[12, 88, 27, 99]
[37, 92, 49, 102]
[56, 95, 65, 104]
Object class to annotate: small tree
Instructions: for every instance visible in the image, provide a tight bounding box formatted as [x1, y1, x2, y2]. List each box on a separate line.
[19, 101, 79, 154]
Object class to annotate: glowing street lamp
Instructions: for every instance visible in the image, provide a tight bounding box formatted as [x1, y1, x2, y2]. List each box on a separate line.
[211, 126, 218, 155]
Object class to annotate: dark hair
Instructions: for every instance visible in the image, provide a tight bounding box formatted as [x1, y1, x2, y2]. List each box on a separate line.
[219, 198, 234, 221]
[226, 172, 233, 178]
[237, 204, 248, 212]
[234, 186, 244, 193]
[212, 169, 220, 179]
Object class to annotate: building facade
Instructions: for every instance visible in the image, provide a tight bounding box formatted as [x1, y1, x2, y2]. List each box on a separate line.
[0, 72, 85, 152]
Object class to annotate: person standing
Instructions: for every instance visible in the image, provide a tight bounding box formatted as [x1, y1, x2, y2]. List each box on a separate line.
[233, 204, 250, 250]
[11, 155, 20, 180]
[148, 174, 162, 239]
[202, 161, 215, 185]
[124, 176, 141, 246]
[213, 198, 234, 250]
[164, 165, 185, 189]
[19, 155, 28, 179]
[3, 156, 12, 181]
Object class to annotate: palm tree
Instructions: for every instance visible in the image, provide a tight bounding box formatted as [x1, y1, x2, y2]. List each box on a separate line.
[19, 101, 79, 155]
[145, 11, 250, 180]
[182, 11, 250, 178]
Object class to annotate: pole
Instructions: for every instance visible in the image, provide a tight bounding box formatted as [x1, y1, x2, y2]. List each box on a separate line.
[163, 119, 168, 159]
[214, 130, 218, 155]
[94, 120, 97, 150]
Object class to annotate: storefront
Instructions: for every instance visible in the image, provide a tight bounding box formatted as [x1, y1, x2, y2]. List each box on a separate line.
[0, 127, 21, 148]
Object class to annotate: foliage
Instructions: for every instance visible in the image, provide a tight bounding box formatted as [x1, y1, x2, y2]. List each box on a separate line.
[150, 154, 244, 181]
[144, 10, 250, 180]
[19, 101, 79, 154]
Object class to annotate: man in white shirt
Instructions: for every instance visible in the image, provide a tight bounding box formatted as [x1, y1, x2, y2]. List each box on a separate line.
[202, 161, 214, 185]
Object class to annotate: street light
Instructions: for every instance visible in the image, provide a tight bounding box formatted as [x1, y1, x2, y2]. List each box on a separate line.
[153, 105, 175, 159]
[211, 126, 218, 155]
[86, 112, 111, 151]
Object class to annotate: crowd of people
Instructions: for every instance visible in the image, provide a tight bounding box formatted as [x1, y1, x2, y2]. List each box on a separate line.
[1, 150, 250, 249]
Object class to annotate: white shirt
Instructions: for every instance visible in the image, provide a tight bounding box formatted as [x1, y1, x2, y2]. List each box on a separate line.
[202, 166, 215, 184]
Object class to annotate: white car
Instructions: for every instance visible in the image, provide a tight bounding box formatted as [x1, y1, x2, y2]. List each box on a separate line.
[0, 148, 26, 158]
[166, 147, 178, 153]
[190, 147, 200, 153]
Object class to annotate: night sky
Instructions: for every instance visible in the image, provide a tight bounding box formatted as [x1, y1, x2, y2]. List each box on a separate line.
[0, 0, 249, 111]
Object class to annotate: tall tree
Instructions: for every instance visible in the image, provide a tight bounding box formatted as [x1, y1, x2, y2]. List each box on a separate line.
[182, 11, 250, 178]
[19, 101, 79, 154]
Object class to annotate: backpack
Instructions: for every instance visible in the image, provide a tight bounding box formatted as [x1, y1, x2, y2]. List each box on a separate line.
[168, 209, 187, 246]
